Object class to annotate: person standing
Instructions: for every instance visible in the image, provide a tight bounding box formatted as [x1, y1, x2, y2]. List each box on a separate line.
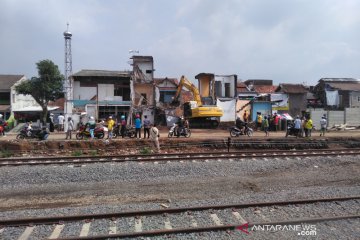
[293, 115, 302, 137]
[0, 114, 6, 136]
[120, 115, 126, 138]
[107, 116, 115, 139]
[273, 113, 280, 131]
[143, 115, 151, 139]
[49, 113, 55, 132]
[320, 115, 327, 136]
[256, 112, 262, 131]
[262, 116, 269, 136]
[134, 114, 142, 139]
[243, 110, 249, 122]
[65, 117, 74, 140]
[150, 123, 160, 153]
[57, 113, 65, 131]
[304, 116, 313, 138]
[87, 116, 96, 139]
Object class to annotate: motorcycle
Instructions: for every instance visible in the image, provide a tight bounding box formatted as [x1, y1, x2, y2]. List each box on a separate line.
[285, 122, 299, 137]
[112, 125, 136, 138]
[0, 122, 7, 136]
[168, 123, 178, 138]
[76, 124, 105, 139]
[230, 124, 253, 137]
[16, 126, 49, 140]
[168, 124, 191, 138]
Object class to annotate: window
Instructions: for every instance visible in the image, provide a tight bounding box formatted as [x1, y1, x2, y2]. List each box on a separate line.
[215, 81, 222, 97]
[225, 83, 231, 97]
[114, 85, 130, 101]
[160, 91, 176, 103]
[357, 96, 360, 102]
[146, 70, 153, 74]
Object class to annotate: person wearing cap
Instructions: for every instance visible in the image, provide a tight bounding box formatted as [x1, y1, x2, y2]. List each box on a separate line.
[120, 115, 126, 138]
[87, 116, 96, 139]
[320, 115, 327, 136]
[107, 116, 115, 139]
[134, 114, 142, 139]
[65, 117, 74, 140]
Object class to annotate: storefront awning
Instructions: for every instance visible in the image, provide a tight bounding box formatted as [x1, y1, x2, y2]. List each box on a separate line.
[0, 105, 10, 111]
[14, 106, 59, 112]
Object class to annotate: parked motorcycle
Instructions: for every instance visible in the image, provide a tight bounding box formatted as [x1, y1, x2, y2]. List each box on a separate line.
[16, 126, 49, 140]
[230, 124, 253, 137]
[76, 125, 105, 139]
[285, 122, 299, 137]
[112, 125, 136, 138]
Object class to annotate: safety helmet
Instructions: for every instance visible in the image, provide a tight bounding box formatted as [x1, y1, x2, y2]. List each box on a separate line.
[121, 115, 125, 120]
[0, 114, 2, 118]
[90, 116, 94, 120]
[136, 114, 140, 118]
[109, 116, 112, 118]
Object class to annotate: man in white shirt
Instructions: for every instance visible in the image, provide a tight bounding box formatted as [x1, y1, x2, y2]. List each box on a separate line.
[57, 113, 65, 131]
[150, 123, 160, 153]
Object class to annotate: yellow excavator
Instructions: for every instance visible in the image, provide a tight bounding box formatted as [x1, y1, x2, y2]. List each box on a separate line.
[172, 75, 223, 128]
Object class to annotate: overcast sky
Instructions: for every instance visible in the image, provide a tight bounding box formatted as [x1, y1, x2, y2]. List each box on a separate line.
[1, 0, 360, 85]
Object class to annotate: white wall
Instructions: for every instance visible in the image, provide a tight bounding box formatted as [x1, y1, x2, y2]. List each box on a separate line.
[98, 84, 114, 101]
[215, 75, 236, 98]
[73, 81, 96, 100]
[217, 99, 236, 122]
[11, 77, 40, 112]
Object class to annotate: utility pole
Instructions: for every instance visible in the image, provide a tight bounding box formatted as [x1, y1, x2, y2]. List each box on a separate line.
[63, 22, 73, 131]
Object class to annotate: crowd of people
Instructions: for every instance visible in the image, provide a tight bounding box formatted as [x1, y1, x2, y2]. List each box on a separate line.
[237, 111, 326, 138]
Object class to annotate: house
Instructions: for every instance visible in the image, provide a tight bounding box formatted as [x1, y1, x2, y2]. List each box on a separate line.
[313, 78, 360, 109]
[0, 74, 25, 119]
[71, 70, 132, 121]
[237, 79, 274, 122]
[195, 73, 238, 122]
[131, 56, 156, 123]
[0, 74, 56, 123]
[275, 83, 308, 117]
[154, 77, 178, 106]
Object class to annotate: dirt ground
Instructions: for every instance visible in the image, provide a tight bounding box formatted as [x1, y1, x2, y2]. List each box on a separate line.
[1, 128, 360, 157]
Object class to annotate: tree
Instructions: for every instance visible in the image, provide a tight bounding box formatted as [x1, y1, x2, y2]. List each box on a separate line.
[15, 59, 64, 124]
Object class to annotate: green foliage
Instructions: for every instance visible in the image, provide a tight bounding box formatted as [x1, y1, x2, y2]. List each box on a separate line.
[90, 150, 98, 156]
[0, 150, 13, 158]
[139, 147, 152, 155]
[72, 150, 83, 156]
[15, 59, 65, 123]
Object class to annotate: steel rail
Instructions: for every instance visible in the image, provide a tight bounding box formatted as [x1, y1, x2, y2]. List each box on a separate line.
[1, 196, 358, 227]
[56, 214, 360, 239]
[1, 148, 360, 167]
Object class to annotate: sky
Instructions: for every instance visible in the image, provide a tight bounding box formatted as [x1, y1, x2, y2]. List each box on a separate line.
[1, 0, 360, 86]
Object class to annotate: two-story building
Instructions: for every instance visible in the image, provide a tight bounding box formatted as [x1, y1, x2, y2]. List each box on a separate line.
[71, 70, 132, 122]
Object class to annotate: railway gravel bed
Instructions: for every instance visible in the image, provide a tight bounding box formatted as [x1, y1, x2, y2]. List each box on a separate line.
[0, 152, 359, 239]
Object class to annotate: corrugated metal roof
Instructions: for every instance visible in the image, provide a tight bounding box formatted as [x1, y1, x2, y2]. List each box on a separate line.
[327, 82, 360, 91]
[253, 85, 277, 94]
[277, 84, 307, 93]
[72, 70, 131, 78]
[0, 75, 25, 90]
[154, 77, 179, 85]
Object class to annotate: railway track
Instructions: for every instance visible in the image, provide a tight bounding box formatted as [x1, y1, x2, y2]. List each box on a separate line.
[1, 148, 360, 167]
[0, 196, 359, 239]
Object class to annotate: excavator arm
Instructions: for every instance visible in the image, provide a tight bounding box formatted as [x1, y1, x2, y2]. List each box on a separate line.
[172, 75, 202, 106]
